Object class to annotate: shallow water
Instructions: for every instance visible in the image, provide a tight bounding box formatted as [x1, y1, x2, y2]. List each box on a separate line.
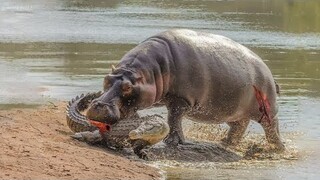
[0, 0, 319, 179]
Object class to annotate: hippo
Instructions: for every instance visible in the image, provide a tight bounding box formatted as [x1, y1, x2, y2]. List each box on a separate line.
[86, 29, 285, 151]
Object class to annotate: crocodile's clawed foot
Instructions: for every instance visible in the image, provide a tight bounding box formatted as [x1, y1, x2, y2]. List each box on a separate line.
[138, 148, 150, 160]
[71, 133, 85, 141]
[132, 140, 150, 159]
[71, 130, 102, 144]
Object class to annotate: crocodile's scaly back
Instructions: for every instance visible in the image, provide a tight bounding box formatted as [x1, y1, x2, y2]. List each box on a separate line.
[66, 92, 102, 132]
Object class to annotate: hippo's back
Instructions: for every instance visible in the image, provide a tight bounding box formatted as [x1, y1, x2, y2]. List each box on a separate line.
[159, 29, 260, 61]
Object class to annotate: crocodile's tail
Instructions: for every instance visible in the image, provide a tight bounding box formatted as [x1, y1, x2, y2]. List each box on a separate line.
[66, 91, 102, 132]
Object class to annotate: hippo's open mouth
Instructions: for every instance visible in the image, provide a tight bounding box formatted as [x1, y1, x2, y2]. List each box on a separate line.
[88, 119, 111, 134]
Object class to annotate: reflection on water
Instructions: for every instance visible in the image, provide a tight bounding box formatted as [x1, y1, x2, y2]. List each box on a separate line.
[0, 43, 134, 104]
[1, 0, 320, 49]
[0, 0, 320, 179]
[1, 43, 318, 104]
[253, 48, 320, 97]
[147, 0, 320, 33]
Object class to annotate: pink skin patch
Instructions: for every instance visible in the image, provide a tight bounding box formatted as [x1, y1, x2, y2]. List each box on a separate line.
[253, 85, 272, 124]
[88, 120, 111, 134]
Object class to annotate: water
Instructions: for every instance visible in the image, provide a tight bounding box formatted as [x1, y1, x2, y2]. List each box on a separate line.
[0, 0, 319, 179]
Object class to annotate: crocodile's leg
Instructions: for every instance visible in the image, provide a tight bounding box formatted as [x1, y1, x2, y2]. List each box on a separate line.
[132, 140, 150, 159]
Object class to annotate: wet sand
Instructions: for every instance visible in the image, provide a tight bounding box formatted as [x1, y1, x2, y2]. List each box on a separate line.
[0, 102, 161, 180]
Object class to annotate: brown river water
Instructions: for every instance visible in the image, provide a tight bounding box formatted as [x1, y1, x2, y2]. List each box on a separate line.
[0, 0, 319, 179]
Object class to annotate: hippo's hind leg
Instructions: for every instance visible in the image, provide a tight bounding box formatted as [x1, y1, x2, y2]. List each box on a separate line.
[164, 96, 190, 146]
[222, 118, 250, 146]
[259, 115, 285, 152]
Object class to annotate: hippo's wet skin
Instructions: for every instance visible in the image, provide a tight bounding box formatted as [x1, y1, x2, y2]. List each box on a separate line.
[86, 29, 285, 152]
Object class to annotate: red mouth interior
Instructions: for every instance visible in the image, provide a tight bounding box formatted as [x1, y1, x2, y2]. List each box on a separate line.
[88, 119, 111, 134]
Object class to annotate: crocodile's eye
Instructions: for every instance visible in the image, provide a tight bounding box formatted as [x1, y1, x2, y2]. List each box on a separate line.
[144, 124, 155, 131]
[148, 127, 157, 131]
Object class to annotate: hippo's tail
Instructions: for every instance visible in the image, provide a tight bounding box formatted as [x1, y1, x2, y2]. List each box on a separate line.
[274, 80, 280, 95]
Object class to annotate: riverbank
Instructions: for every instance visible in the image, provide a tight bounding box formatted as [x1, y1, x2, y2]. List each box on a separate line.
[0, 102, 161, 180]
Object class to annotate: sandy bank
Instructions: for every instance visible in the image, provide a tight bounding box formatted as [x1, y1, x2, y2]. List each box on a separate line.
[0, 102, 161, 180]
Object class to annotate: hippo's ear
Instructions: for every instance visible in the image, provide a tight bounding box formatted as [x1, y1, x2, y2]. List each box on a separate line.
[111, 65, 116, 73]
[122, 81, 133, 96]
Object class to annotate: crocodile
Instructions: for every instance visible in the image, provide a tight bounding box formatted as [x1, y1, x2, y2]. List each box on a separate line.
[66, 92, 169, 157]
[66, 92, 242, 162]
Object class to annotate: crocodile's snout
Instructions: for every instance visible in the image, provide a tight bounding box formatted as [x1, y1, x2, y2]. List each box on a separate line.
[128, 118, 170, 146]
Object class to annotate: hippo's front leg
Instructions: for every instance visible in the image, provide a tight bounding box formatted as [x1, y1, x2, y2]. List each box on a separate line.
[164, 97, 190, 146]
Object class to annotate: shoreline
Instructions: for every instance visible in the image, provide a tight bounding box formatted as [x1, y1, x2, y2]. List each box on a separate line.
[0, 102, 161, 180]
